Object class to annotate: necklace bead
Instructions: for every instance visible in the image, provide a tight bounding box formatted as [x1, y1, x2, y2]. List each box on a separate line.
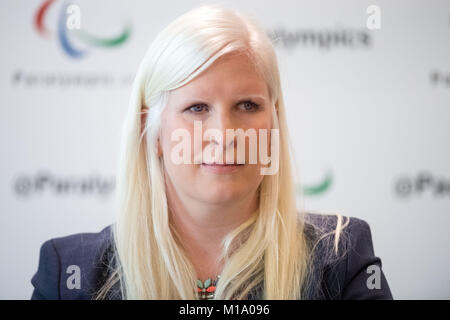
[196, 275, 220, 300]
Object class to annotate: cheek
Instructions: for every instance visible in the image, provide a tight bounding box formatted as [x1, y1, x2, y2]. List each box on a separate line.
[159, 121, 197, 179]
[160, 122, 195, 162]
[247, 116, 274, 165]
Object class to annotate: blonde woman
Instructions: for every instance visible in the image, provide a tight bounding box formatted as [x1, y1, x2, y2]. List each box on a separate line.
[30, 4, 393, 300]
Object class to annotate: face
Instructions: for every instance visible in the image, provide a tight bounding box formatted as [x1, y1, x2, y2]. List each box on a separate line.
[156, 52, 275, 205]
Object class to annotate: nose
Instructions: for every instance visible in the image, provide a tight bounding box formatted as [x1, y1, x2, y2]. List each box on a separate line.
[204, 108, 236, 149]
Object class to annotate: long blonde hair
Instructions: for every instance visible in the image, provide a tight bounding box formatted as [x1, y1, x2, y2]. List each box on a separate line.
[95, 4, 349, 300]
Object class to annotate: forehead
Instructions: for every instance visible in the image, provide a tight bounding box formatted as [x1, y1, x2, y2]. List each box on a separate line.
[169, 52, 270, 101]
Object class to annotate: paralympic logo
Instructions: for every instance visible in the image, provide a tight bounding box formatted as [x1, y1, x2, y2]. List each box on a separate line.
[34, 0, 131, 59]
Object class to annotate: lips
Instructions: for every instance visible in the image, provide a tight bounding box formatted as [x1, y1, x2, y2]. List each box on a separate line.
[200, 162, 244, 174]
[201, 163, 244, 166]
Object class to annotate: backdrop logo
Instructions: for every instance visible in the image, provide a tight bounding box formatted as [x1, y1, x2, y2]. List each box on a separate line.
[13, 170, 115, 198]
[297, 170, 333, 196]
[394, 171, 450, 198]
[267, 27, 371, 51]
[34, 0, 131, 59]
[430, 70, 450, 88]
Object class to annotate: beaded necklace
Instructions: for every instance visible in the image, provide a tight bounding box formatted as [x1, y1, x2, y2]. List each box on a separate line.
[196, 275, 220, 300]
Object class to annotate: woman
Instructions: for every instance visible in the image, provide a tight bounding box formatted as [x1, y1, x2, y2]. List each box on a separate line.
[30, 4, 393, 300]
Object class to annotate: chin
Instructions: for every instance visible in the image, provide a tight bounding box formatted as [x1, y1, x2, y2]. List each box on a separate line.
[201, 184, 246, 204]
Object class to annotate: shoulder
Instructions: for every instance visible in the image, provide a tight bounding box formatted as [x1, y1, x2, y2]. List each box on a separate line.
[304, 211, 367, 235]
[302, 212, 393, 300]
[303, 212, 374, 257]
[30, 225, 117, 300]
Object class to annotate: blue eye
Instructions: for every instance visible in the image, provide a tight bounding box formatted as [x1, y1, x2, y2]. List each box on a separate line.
[187, 104, 208, 113]
[239, 101, 260, 112]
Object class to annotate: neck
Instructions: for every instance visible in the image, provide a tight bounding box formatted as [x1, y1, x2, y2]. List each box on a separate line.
[165, 177, 259, 280]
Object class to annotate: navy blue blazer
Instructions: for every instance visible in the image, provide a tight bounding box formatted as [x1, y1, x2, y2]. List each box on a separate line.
[30, 213, 393, 300]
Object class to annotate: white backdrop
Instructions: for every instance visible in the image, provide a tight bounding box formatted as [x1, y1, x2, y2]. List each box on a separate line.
[0, 0, 449, 299]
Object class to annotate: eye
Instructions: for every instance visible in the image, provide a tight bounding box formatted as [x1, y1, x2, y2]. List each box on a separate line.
[186, 104, 208, 113]
[239, 100, 260, 112]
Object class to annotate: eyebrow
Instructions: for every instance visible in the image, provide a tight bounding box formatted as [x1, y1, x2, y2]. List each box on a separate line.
[181, 94, 268, 104]
[235, 94, 267, 100]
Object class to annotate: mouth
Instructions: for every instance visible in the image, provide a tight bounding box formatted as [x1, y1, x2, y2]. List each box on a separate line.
[200, 162, 245, 174]
[201, 162, 244, 166]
